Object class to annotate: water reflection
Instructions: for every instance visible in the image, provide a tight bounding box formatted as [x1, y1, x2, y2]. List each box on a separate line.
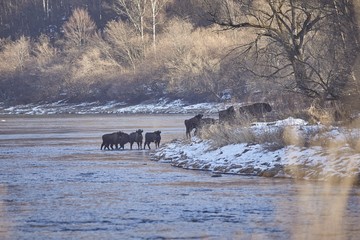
[0, 115, 359, 239]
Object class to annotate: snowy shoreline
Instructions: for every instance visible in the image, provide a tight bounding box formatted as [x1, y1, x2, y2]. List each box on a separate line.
[152, 118, 360, 184]
[152, 139, 360, 184]
[0, 99, 223, 115]
[2, 100, 360, 184]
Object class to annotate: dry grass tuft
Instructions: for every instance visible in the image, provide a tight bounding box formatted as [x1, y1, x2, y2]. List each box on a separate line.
[307, 104, 335, 125]
[199, 123, 286, 150]
[199, 123, 256, 149]
[307, 101, 351, 125]
[344, 130, 360, 153]
[200, 119, 360, 155]
[197, 119, 346, 151]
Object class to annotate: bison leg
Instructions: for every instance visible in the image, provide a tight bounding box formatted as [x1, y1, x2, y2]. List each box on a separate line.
[194, 127, 199, 136]
[104, 143, 110, 150]
[186, 127, 191, 138]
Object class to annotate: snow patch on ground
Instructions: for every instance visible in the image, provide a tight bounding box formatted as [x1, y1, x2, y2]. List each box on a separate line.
[153, 118, 360, 183]
[0, 99, 225, 115]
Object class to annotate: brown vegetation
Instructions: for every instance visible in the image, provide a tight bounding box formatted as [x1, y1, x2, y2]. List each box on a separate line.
[0, 0, 359, 117]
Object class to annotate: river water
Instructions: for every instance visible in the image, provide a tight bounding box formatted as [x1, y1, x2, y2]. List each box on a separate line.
[0, 115, 359, 240]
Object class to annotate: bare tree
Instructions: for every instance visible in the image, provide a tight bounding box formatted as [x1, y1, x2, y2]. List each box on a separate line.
[105, 20, 144, 71]
[114, 0, 148, 41]
[332, 0, 360, 96]
[33, 34, 57, 67]
[149, 0, 169, 51]
[0, 36, 31, 72]
[62, 8, 96, 48]
[161, 19, 238, 101]
[42, 0, 50, 19]
[205, 0, 359, 102]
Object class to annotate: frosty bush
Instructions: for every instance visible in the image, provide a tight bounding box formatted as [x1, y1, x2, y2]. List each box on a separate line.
[198, 120, 326, 150]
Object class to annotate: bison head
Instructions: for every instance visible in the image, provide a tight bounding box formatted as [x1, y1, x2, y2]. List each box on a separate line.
[227, 106, 235, 113]
[195, 114, 203, 119]
[264, 103, 272, 112]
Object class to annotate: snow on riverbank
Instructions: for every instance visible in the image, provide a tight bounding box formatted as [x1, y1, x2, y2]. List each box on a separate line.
[152, 118, 360, 184]
[0, 99, 223, 115]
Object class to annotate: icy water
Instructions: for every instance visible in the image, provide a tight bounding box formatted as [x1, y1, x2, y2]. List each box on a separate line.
[0, 115, 359, 240]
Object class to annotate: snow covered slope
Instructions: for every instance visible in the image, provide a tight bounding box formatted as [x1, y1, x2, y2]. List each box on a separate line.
[153, 118, 360, 184]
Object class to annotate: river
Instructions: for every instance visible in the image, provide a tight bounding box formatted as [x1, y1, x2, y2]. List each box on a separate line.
[0, 115, 359, 239]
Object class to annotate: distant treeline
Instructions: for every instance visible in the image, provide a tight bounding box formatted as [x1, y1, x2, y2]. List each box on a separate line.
[0, 1, 208, 41]
[0, 0, 359, 116]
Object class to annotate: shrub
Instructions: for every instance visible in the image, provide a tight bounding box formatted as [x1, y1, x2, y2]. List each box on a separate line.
[198, 120, 325, 151]
[199, 123, 256, 149]
[62, 8, 96, 48]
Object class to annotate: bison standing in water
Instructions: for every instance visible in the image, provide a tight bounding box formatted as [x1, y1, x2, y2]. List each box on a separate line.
[117, 131, 130, 149]
[101, 131, 130, 150]
[239, 103, 272, 117]
[219, 106, 236, 123]
[101, 131, 121, 150]
[184, 114, 203, 138]
[144, 130, 161, 149]
[129, 129, 143, 150]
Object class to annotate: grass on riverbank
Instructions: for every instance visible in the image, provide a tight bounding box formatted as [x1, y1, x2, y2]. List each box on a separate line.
[197, 117, 360, 154]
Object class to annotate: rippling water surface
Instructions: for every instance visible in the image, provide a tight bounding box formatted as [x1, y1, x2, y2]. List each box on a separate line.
[0, 115, 359, 239]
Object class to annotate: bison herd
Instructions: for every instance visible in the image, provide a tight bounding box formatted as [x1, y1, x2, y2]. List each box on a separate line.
[101, 102, 272, 149]
[185, 102, 272, 138]
[101, 129, 161, 150]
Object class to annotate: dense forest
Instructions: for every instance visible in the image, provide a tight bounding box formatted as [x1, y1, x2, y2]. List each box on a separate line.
[0, 0, 360, 117]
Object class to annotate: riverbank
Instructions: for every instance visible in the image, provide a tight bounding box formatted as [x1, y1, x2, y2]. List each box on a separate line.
[0, 99, 222, 115]
[2, 100, 360, 184]
[152, 117, 360, 184]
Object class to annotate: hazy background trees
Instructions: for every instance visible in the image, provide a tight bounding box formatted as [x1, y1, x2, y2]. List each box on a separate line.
[205, 0, 359, 101]
[0, 0, 359, 117]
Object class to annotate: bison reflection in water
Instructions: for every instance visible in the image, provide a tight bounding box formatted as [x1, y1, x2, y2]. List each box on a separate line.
[184, 114, 203, 138]
[130, 129, 143, 150]
[144, 130, 161, 149]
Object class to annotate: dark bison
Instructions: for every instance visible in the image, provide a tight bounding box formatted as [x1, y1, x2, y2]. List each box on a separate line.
[184, 114, 203, 138]
[129, 129, 143, 150]
[200, 118, 217, 125]
[117, 131, 130, 149]
[239, 103, 272, 117]
[144, 130, 161, 149]
[194, 117, 217, 135]
[101, 131, 122, 150]
[219, 106, 236, 123]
